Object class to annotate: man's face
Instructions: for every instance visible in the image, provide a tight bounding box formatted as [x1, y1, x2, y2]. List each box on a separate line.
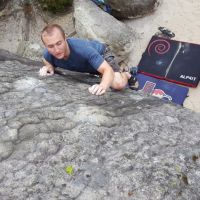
[42, 28, 69, 59]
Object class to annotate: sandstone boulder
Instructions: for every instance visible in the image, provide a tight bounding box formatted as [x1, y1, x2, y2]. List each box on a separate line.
[74, 0, 136, 62]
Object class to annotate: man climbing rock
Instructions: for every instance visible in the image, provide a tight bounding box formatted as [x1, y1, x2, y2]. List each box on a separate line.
[39, 24, 138, 95]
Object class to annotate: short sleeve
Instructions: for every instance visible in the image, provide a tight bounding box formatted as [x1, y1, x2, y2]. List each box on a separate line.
[86, 47, 104, 70]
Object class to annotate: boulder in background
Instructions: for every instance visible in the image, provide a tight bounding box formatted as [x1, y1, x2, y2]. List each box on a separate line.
[74, 0, 136, 62]
[108, 0, 162, 19]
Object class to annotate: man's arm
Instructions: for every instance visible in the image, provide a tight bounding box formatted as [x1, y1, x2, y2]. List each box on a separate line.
[89, 60, 114, 95]
[39, 58, 55, 76]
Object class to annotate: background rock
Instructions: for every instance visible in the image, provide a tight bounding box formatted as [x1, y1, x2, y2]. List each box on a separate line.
[108, 0, 162, 19]
[0, 0, 74, 59]
[17, 41, 44, 61]
[0, 51, 200, 199]
[74, 0, 136, 62]
[0, 0, 9, 11]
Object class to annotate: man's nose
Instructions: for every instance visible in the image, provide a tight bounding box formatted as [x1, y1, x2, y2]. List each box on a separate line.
[54, 46, 60, 53]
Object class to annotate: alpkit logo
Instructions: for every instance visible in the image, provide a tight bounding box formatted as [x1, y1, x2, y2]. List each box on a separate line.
[180, 75, 196, 81]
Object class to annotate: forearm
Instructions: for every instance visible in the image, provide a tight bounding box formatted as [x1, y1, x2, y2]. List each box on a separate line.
[88, 60, 115, 95]
[100, 67, 114, 90]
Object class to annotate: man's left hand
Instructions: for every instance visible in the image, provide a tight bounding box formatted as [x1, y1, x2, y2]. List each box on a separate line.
[88, 84, 106, 95]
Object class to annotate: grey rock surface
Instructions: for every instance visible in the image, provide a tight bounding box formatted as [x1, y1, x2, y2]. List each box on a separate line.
[74, 0, 136, 62]
[0, 50, 200, 200]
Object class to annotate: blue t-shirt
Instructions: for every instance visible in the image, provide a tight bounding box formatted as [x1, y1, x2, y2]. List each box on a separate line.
[43, 38, 105, 74]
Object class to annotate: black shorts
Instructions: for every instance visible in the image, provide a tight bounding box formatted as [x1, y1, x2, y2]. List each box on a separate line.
[103, 45, 121, 72]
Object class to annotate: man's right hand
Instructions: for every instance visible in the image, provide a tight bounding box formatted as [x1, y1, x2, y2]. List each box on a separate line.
[88, 84, 106, 96]
[39, 65, 54, 76]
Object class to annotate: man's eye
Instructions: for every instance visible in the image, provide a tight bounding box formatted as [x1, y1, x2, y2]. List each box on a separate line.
[48, 45, 54, 48]
[57, 41, 62, 46]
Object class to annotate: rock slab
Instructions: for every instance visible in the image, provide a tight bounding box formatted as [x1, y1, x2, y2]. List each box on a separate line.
[0, 50, 200, 199]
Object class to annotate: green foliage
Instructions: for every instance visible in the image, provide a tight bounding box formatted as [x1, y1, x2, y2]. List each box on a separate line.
[38, 0, 72, 13]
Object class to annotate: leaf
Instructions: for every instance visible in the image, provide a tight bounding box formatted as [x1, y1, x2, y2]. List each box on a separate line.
[65, 165, 74, 175]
